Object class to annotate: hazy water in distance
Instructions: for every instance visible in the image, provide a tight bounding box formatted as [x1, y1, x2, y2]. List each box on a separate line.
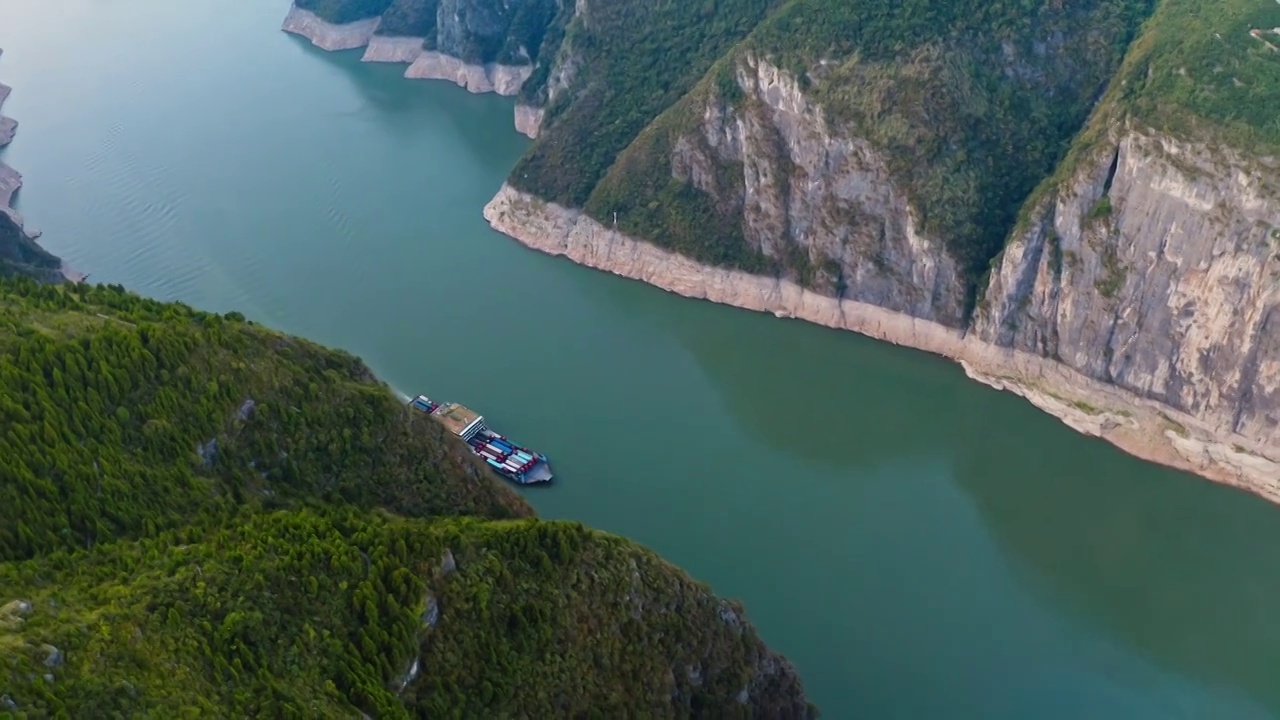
[3, 2, 1280, 716]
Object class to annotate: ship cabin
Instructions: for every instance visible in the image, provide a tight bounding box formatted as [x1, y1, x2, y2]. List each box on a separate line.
[433, 402, 486, 441]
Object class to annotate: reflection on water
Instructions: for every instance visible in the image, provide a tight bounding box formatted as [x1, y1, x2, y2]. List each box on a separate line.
[954, 441, 1280, 713]
[591, 269, 1280, 716]
[285, 37, 519, 164]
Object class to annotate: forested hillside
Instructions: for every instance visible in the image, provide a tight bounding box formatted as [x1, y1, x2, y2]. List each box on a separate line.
[0, 278, 814, 718]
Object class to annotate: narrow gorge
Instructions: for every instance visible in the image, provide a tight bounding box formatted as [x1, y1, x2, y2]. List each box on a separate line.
[282, 0, 1280, 498]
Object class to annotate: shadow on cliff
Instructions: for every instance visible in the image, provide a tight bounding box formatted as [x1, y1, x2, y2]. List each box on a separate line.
[950, 427, 1280, 712]
[282, 35, 525, 161]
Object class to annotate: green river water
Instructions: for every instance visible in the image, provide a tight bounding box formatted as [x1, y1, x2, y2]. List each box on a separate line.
[3, 2, 1280, 717]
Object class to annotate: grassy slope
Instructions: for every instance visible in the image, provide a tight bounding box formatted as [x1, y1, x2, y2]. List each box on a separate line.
[295, 0, 393, 25]
[0, 279, 529, 562]
[1114, 0, 1280, 155]
[0, 278, 813, 718]
[1007, 0, 1280, 247]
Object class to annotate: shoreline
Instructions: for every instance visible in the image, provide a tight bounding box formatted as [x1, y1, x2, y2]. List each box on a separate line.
[282, 4, 544, 132]
[483, 184, 1280, 503]
[281, 6, 380, 52]
[1, 51, 79, 283]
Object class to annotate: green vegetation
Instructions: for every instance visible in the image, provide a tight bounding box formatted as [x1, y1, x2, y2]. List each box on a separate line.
[1095, 245, 1127, 299]
[1088, 196, 1114, 220]
[0, 278, 527, 562]
[300, 0, 1275, 316]
[509, 0, 779, 207]
[0, 278, 812, 717]
[376, 0, 437, 38]
[1111, 0, 1280, 154]
[2, 511, 812, 717]
[296, 0, 393, 25]
[572, 0, 1154, 301]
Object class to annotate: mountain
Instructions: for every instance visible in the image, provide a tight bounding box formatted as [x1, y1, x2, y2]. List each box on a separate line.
[283, 0, 1280, 499]
[0, 278, 814, 718]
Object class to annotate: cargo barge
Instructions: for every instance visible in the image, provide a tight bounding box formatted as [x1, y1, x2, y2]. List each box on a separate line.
[409, 394, 553, 485]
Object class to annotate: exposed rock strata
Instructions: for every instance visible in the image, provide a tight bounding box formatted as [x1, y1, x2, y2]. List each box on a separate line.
[514, 104, 544, 138]
[0, 83, 15, 147]
[282, 5, 381, 51]
[664, 56, 966, 325]
[975, 131, 1280, 470]
[284, 4, 537, 99]
[404, 51, 530, 96]
[361, 35, 426, 63]
[484, 184, 1280, 501]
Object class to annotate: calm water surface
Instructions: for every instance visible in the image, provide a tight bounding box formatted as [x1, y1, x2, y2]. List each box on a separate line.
[3, 2, 1280, 717]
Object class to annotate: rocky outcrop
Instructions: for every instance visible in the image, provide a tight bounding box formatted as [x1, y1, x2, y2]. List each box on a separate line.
[514, 103, 543, 138]
[975, 130, 1280, 484]
[282, 5, 381, 51]
[0, 83, 15, 147]
[361, 35, 426, 63]
[662, 56, 965, 325]
[404, 51, 531, 96]
[485, 183, 1280, 500]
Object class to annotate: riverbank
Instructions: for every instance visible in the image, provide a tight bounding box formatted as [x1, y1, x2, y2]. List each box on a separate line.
[281, 4, 542, 134]
[483, 184, 1280, 503]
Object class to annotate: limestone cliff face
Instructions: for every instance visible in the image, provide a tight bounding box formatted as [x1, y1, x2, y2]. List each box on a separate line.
[667, 56, 965, 326]
[976, 131, 1280, 455]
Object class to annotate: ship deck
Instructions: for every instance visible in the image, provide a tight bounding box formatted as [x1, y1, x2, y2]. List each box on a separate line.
[433, 403, 482, 437]
[523, 461, 554, 484]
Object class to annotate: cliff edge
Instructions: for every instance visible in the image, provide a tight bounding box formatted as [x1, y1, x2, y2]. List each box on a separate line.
[0, 49, 68, 282]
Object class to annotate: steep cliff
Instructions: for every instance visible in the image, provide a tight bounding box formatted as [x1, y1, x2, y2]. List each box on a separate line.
[282, 0, 1280, 495]
[0, 278, 814, 717]
[0, 50, 64, 282]
[973, 0, 1280, 491]
[285, 0, 561, 103]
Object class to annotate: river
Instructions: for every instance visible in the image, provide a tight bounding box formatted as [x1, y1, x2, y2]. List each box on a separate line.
[3, 2, 1279, 717]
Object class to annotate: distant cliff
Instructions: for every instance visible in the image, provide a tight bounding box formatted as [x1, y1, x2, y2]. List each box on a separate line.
[284, 0, 560, 129]
[0, 50, 65, 281]
[284, 0, 1280, 497]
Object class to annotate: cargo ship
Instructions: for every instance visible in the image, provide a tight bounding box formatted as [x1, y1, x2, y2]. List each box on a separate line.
[409, 394, 554, 485]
